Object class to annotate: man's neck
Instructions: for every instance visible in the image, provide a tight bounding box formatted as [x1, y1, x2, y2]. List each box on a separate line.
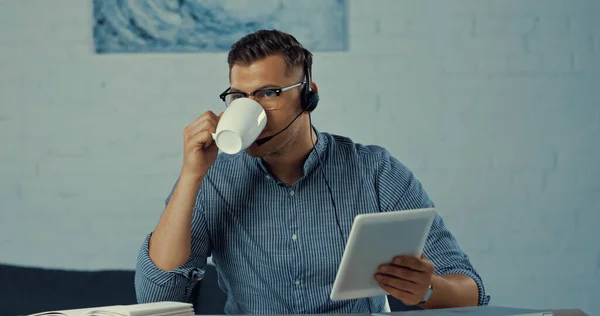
[262, 128, 317, 186]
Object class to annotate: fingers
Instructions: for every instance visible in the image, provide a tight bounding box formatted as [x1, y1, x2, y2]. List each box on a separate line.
[184, 111, 221, 150]
[376, 265, 430, 287]
[182, 110, 224, 153]
[184, 112, 218, 138]
[375, 268, 430, 306]
[380, 282, 423, 306]
[194, 130, 215, 149]
[184, 129, 214, 149]
[375, 273, 417, 294]
[188, 111, 219, 131]
[377, 264, 418, 284]
[188, 119, 217, 139]
[376, 255, 435, 306]
[379, 283, 414, 304]
[377, 259, 433, 285]
[392, 255, 434, 273]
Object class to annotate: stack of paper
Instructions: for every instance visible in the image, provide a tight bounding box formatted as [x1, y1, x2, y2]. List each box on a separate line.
[26, 301, 194, 316]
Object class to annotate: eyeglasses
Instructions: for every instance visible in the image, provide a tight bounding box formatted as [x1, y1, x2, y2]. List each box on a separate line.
[219, 82, 304, 111]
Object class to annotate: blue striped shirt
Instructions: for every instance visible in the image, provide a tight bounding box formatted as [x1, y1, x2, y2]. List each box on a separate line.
[134, 131, 490, 314]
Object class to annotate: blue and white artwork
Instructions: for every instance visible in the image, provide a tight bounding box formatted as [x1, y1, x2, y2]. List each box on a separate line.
[92, 0, 348, 54]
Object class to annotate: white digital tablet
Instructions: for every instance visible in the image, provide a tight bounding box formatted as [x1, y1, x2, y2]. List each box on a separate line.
[329, 208, 436, 301]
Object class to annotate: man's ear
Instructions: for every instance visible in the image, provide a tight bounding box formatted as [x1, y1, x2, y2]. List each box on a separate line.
[310, 81, 318, 93]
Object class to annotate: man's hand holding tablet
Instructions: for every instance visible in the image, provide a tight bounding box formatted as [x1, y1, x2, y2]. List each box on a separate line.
[375, 254, 435, 306]
[329, 208, 436, 304]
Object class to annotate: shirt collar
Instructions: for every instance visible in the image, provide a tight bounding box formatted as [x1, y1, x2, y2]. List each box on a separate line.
[302, 126, 329, 177]
[246, 126, 329, 181]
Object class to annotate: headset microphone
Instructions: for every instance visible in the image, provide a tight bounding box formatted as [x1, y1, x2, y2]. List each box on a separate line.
[255, 110, 304, 146]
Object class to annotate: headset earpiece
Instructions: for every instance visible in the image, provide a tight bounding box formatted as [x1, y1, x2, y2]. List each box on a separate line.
[301, 49, 319, 112]
[303, 87, 319, 112]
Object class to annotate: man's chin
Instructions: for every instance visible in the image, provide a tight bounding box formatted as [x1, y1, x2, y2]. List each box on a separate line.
[244, 143, 265, 158]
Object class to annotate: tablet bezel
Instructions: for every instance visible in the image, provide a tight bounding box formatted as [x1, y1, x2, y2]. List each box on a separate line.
[329, 208, 436, 301]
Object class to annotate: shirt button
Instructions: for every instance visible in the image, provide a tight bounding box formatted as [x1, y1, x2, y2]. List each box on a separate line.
[265, 175, 270, 179]
[295, 280, 300, 286]
[289, 190, 295, 196]
[292, 234, 297, 241]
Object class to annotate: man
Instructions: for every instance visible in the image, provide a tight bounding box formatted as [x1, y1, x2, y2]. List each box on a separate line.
[134, 29, 490, 314]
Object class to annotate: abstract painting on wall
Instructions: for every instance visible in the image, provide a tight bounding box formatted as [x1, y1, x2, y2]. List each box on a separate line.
[92, 0, 348, 54]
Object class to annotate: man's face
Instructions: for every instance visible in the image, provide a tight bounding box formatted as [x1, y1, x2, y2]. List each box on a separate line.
[228, 55, 305, 158]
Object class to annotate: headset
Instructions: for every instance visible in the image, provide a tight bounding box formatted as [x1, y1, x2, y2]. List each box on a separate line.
[300, 48, 319, 113]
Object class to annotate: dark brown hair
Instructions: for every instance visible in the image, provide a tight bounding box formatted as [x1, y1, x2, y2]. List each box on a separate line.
[227, 29, 312, 78]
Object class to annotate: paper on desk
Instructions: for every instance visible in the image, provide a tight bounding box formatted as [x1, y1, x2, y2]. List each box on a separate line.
[25, 301, 194, 316]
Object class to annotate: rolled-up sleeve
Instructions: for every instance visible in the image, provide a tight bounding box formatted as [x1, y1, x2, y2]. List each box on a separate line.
[134, 179, 212, 304]
[375, 147, 490, 306]
[422, 213, 491, 306]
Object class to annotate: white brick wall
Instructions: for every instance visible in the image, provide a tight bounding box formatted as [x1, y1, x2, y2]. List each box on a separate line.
[1, 0, 599, 313]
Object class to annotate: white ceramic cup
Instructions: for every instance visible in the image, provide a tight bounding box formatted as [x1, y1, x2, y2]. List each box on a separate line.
[211, 98, 267, 154]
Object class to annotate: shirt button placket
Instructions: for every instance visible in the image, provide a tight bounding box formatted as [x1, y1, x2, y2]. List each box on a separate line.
[289, 187, 301, 312]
